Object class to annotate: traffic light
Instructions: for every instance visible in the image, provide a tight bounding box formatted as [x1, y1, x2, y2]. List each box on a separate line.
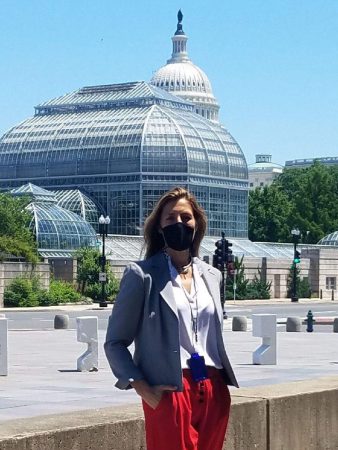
[213, 239, 225, 271]
[212, 236, 233, 272]
[294, 250, 301, 264]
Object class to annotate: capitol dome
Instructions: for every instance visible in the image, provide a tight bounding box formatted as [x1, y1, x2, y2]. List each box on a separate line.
[150, 10, 219, 122]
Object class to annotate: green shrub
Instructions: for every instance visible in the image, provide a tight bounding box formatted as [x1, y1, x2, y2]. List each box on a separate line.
[226, 256, 250, 300]
[287, 266, 311, 298]
[226, 259, 271, 300]
[246, 275, 271, 299]
[298, 277, 311, 298]
[4, 276, 82, 307]
[4, 276, 39, 307]
[38, 280, 82, 306]
[84, 278, 120, 303]
[76, 247, 120, 302]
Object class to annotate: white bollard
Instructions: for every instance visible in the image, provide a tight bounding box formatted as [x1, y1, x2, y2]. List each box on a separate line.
[76, 316, 98, 372]
[0, 318, 8, 376]
[252, 314, 277, 365]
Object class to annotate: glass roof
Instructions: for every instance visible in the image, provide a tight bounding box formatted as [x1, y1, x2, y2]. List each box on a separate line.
[26, 202, 98, 251]
[318, 232, 338, 246]
[39, 250, 75, 258]
[102, 236, 304, 261]
[0, 93, 247, 182]
[53, 189, 101, 228]
[11, 183, 57, 203]
[35, 81, 193, 114]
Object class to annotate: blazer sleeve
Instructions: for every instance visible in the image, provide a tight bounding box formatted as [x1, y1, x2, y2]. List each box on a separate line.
[104, 263, 146, 390]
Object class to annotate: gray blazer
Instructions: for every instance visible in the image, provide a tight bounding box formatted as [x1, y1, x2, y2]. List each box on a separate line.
[104, 251, 239, 391]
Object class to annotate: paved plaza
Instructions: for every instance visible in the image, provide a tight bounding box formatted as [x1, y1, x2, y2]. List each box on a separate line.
[1, 304, 338, 423]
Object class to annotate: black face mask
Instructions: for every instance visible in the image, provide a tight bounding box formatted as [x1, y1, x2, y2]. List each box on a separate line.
[161, 222, 194, 251]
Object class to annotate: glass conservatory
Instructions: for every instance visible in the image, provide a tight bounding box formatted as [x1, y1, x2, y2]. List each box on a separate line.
[11, 184, 98, 252]
[318, 232, 338, 246]
[53, 189, 101, 230]
[0, 81, 248, 237]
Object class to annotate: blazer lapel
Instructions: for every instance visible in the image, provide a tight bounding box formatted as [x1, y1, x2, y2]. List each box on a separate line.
[195, 258, 223, 323]
[150, 252, 178, 318]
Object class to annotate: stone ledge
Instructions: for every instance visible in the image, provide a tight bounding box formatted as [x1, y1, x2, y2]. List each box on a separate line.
[0, 377, 338, 450]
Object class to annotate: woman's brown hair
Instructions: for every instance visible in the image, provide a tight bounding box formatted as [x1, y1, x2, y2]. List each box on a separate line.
[143, 187, 207, 259]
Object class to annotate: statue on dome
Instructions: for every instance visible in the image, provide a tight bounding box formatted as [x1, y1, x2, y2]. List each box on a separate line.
[175, 9, 184, 35]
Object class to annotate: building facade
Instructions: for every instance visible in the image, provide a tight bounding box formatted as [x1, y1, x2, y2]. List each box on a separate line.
[248, 154, 283, 189]
[0, 12, 248, 238]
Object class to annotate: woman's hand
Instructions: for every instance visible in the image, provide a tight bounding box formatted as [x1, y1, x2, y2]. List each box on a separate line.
[131, 379, 177, 409]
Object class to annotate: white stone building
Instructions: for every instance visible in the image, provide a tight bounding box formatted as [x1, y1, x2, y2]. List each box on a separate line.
[248, 154, 283, 189]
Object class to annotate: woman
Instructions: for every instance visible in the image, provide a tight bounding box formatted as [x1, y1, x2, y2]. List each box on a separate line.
[104, 187, 238, 450]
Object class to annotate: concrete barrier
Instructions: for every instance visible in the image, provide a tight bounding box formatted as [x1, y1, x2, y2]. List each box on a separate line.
[286, 316, 301, 332]
[54, 314, 69, 329]
[232, 316, 248, 331]
[0, 376, 338, 449]
[252, 314, 277, 365]
[333, 318, 338, 333]
[0, 317, 8, 376]
[76, 316, 98, 372]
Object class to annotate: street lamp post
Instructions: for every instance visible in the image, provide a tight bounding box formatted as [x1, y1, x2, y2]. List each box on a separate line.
[98, 215, 110, 308]
[291, 228, 300, 303]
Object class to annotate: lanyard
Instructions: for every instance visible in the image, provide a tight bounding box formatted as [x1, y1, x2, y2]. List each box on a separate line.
[165, 252, 199, 345]
[181, 265, 199, 345]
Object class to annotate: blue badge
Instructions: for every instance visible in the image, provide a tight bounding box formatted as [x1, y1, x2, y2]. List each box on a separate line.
[187, 352, 208, 382]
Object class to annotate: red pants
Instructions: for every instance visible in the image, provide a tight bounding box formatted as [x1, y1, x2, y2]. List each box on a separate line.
[142, 367, 231, 450]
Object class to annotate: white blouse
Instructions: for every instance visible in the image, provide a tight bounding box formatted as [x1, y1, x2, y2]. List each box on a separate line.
[167, 257, 223, 370]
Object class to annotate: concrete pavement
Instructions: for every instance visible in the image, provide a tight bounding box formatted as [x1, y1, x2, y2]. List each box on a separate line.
[1, 302, 338, 424]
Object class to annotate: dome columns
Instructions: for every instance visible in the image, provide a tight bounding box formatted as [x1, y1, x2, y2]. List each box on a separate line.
[169, 34, 189, 63]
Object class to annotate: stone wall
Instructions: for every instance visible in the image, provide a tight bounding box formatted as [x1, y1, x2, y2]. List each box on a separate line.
[0, 262, 50, 308]
[242, 257, 310, 299]
[49, 258, 74, 282]
[109, 247, 338, 299]
[110, 256, 311, 299]
[302, 247, 338, 299]
[0, 376, 337, 449]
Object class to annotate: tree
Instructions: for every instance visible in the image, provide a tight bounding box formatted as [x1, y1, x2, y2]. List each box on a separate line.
[0, 194, 37, 263]
[247, 269, 272, 299]
[249, 184, 292, 242]
[275, 161, 338, 243]
[75, 247, 101, 294]
[286, 265, 311, 298]
[249, 162, 338, 243]
[75, 247, 120, 302]
[226, 257, 271, 300]
[226, 256, 250, 300]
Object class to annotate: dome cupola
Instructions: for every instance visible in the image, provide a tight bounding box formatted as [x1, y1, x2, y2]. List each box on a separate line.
[150, 10, 220, 122]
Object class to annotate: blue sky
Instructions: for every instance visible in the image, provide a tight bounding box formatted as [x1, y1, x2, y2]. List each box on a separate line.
[0, 0, 337, 165]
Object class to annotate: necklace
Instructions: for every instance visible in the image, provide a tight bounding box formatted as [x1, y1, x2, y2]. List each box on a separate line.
[178, 258, 192, 275]
[163, 249, 192, 275]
